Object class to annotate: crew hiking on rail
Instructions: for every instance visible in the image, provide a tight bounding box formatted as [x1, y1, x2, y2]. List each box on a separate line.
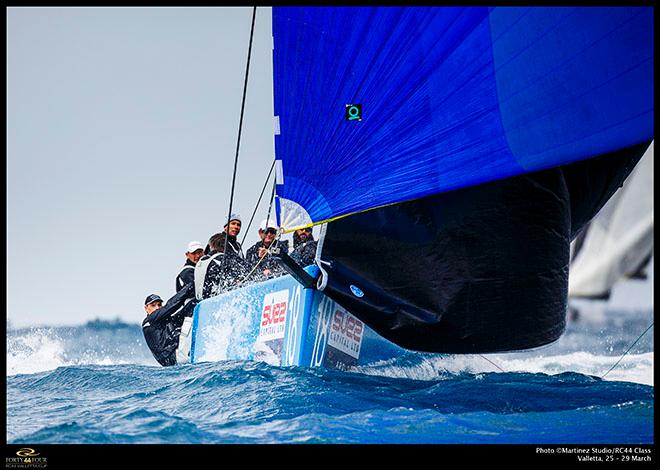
[142, 213, 317, 366]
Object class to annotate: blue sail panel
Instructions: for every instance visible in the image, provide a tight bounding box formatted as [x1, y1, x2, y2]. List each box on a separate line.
[272, 7, 653, 227]
[490, 7, 654, 170]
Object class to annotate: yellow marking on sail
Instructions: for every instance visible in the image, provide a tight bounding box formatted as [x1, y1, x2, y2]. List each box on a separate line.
[280, 200, 404, 233]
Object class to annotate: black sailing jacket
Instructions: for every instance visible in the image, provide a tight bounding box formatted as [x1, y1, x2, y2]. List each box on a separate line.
[176, 259, 196, 292]
[245, 239, 289, 279]
[291, 240, 318, 267]
[198, 250, 251, 299]
[142, 283, 195, 367]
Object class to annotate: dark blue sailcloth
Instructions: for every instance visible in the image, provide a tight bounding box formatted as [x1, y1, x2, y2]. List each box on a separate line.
[318, 143, 648, 352]
[271, 7, 654, 352]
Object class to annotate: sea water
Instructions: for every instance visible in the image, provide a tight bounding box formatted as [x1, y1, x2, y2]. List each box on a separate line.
[6, 306, 653, 445]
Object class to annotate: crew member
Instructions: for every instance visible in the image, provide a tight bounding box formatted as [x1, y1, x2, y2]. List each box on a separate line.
[195, 232, 249, 299]
[206, 213, 244, 259]
[142, 285, 195, 367]
[245, 219, 289, 279]
[176, 241, 205, 292]
[291, 227, 317, 267]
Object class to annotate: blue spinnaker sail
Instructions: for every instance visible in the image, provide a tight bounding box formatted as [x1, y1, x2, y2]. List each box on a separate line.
[272, 7, 653, 229]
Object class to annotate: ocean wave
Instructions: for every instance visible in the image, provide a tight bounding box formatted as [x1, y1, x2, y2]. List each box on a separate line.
[6, 322, 156, 376]
[7, 361, 654, 444]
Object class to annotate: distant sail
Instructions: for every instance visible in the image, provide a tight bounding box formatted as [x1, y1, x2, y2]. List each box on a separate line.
[568, 143, 654, 300]
[626, 255, 652, 280]
[273, 7, 653, 230]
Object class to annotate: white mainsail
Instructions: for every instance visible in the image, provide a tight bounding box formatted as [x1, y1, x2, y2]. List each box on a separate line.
[568, 142, 654, 299]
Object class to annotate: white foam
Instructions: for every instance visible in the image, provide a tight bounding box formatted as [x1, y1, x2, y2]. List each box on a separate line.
[357, 351, 654, 386]
[6, 328, 138, 376]
[7, 329, 68, 376]
[196, 291, 258, 363]
[491, 351, 654, 386]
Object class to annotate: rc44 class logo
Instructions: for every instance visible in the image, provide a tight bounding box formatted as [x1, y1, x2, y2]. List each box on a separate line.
[6, 448, 47, 469]
[15, 450, 39, 458]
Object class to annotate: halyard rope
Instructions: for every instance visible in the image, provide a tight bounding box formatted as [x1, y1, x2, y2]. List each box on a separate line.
[241, 159, 276, 247]
[223, 6, 257, 262]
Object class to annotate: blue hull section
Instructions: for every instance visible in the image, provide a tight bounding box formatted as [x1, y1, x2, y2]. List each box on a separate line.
[190, 267, 406, 369]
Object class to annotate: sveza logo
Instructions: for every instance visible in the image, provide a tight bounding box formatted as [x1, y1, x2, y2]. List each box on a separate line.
[5, 449, 47, 469]
[257, 289, 289, 342]
[328, 308, 364, 359]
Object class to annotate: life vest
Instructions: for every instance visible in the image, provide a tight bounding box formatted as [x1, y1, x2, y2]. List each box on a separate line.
[194, 252, 224, 300]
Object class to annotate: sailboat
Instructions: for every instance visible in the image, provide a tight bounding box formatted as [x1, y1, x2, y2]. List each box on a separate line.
[568, 142, 653, 301]
[186, 7, 653, 368]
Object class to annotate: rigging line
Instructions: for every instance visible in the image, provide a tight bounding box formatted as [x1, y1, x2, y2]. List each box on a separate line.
[234, 177, 280, 289]
[601, 322, 653, 379]
[234, 252, 267, 288]
[478, 354, 506, 373]
[223, 6, 257, 261]
[233, 237, 282, 288]
[240, 159, 276, 246]
[265, 178, 277, 231]
[234, 184, 282, 288]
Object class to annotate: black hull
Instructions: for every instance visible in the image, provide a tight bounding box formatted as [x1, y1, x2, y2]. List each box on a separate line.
[318, 142, 650, 353]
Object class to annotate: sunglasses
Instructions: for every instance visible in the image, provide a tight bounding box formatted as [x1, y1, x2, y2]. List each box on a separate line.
[265, 228, 277, 235]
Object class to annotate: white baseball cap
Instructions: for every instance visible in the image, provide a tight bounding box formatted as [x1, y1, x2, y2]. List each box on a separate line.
[259, 218, 279, 231]
[224, 213, 242, 226]
[187, 241, 204, 253]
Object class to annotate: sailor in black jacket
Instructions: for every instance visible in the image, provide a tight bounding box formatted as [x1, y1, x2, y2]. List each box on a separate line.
[176, 241, 205, 292]
[142, 285, 196, 367]
[205, 213, 244, 259]
[245, 219, 289, 279]
[195, 232, 250, 299]
[291, 227, 317, 267]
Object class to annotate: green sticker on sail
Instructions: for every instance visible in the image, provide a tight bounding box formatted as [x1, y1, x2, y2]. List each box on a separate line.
[345, 104, 362, 121]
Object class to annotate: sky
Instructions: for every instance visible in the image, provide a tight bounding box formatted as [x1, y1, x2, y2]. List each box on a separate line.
[7, 7, 279, 327]
[6, 7, 653, 328]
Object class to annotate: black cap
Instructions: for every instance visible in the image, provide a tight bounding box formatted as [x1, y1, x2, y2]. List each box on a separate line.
[144, 294, 163, 306]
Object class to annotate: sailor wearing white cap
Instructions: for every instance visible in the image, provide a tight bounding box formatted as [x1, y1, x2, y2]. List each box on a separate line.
[245, 218, 289, 279]
[225, 212, 242, 227]
[176, 240, 205, 292]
